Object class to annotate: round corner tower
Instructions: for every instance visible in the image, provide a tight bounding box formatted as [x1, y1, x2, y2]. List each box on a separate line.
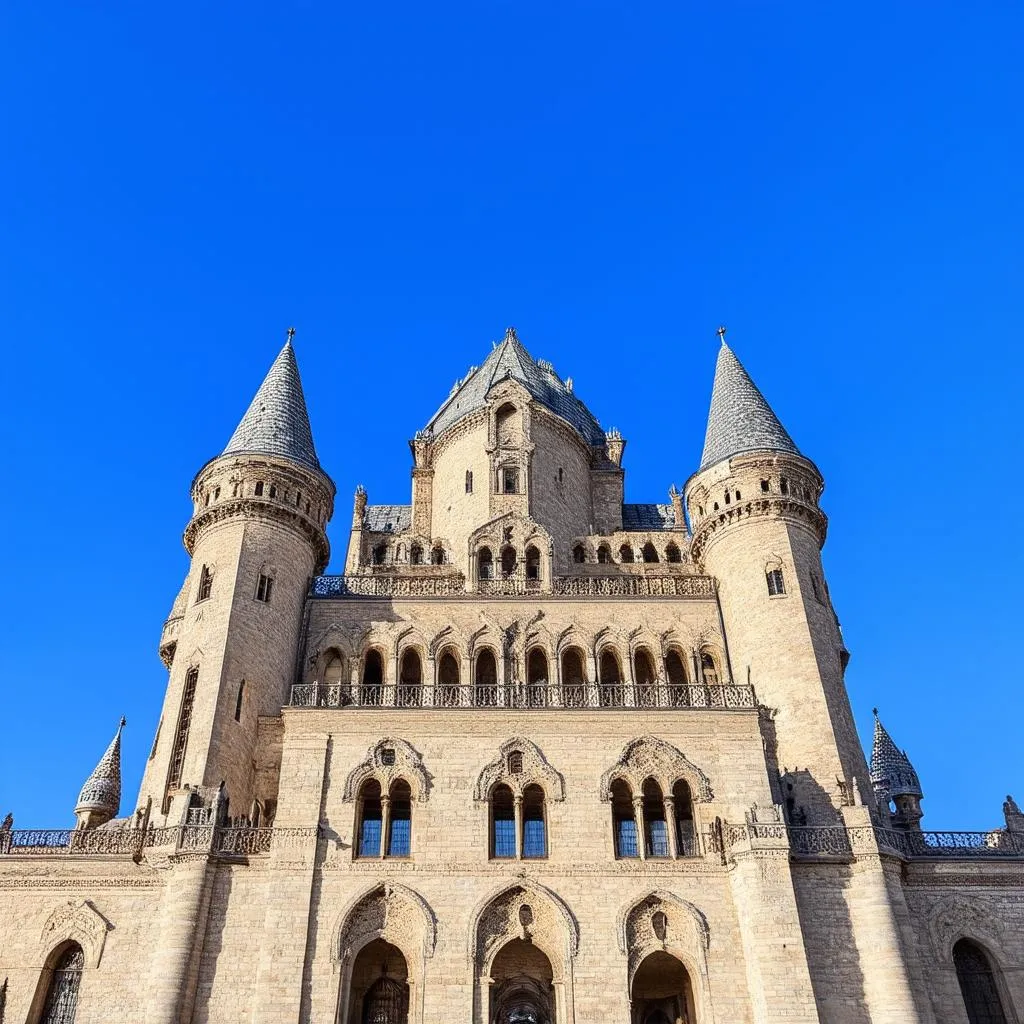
[684, 338, 871, 822]
[138, 338, 335, 825]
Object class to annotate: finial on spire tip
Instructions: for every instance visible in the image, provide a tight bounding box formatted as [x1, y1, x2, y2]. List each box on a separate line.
[716, 325, 727, 344]
[504, 326, 517, 342]
[286, 326, 296, 344]
[872, 707, 879, 717]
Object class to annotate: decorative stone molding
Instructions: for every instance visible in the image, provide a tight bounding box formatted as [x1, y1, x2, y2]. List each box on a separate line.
[39, 899, 111, 968]
[469, 879, 579, 977]
[331, 881, 437, 967]
[473, 738, 566, 802]
[600, 736, 713, 802]
[927, 895, 1005, 960]
[342, 738, 431, 803]
[617, 890, 710, 984]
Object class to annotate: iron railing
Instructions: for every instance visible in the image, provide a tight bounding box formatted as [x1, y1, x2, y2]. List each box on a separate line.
[288, 681, 757, 710]
[311, 574, 467, 598]
[552, 574, 716, 597]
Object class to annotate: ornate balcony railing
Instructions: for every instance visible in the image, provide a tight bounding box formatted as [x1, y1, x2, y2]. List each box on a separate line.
[310, 573, 716, 599]
[0, 825, 313, 857]
[288, 681, 757, 710]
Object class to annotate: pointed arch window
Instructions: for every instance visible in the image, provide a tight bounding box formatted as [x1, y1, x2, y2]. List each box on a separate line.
[665, 542, 682, 563]
[634, 647, 657, 706]
[599, 649, 623, 706]
[430, 544, 445, 565]
[597, 544, 612, 564]
[700, 651, 720, 686]
[522, 784, 547, 858]
[560, 647, 586, 707]
[525, 544, 541, 581]
[478, 546, 494, 580]
[673, 780, 697, 857]
[611, 779, 638, 858]
[39, 943, 85, 1024]
[475, 647, 498, 706]
[619, 543, 634, 564]
[954, 939, 1008, 1024]
[437, 648, 460, 707]
[398, 649, 422, 707]
[362, 649, 384, 706]
[641, 542, 659, 563]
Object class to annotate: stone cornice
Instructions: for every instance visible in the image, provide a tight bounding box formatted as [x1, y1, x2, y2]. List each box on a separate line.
[690, 496, 828, 566]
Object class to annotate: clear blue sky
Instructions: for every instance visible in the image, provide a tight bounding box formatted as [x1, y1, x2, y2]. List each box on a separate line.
[1, 3, 1021, 829]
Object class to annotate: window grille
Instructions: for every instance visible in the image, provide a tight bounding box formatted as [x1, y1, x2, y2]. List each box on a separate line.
[362, 974, 408, 1024]
[41, 944, 84, 1024]
[168, 668, 198, 790]
[766, 568, 786, 596]
[255, 574, 273, 603]
[508, 751, 523, 774]
[196, 565, 213, 602]
[381, 748, 396, 766]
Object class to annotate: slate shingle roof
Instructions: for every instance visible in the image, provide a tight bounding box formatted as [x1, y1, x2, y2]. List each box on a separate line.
[700, 343, 800, 470]
[425, 328, 606, 446]
[621, 503, 677, 531]
[75, 717, 125, 819]
[223, 341, 322, 472]
[363, 505, 412, 533]
[870, 711, 923, 799]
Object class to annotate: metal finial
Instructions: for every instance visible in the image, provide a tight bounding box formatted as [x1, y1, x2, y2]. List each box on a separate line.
[872, 707, 879, 717]
[286, 326, 296, 343]
[119, 716, 127, 730]
[716, 325, 727, 344]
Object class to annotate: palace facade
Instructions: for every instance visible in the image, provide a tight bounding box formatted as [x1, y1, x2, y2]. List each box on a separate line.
[1, 328, 1021, 1024]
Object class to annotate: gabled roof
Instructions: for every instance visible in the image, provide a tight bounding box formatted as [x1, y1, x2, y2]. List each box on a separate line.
[425, 328, 606, 446]
[223, 340, 322, 472]
[700, 342, 801, 470]
[622, 504, 677, 531]
[75, 717, 125, 819]
[869, 711, 923, 799]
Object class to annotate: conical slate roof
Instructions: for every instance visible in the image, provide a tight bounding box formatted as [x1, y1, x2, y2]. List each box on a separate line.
[222, 340, 322, 472]
[869, 711, 922, 799]
[425, 328, 606, 446]
[700, 342, 801, 470]
[75, 717, 126, 819]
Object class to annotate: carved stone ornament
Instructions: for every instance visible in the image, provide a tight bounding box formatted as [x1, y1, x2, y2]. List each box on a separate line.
[342, 738, 431, 803]
[39, 899, 112, 968]
[600, 736, 713, 802]
[618, 891, 710, 988]
[332, 882, 437, 967]
[474, 738, 566, 802]
[927, 895, 1005, 960]
[470, 880, 579, 978]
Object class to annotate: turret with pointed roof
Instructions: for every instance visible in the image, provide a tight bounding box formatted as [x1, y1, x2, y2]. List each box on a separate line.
[870, 710, 924, 829]
[75, 717, 125, 829]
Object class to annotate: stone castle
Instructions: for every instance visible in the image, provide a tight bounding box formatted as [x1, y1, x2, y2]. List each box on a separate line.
[1, 327, 1020, 1024]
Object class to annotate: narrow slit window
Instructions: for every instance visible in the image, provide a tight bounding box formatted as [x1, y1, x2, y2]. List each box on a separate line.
[767, 568, 786, 596]
[234, 680, 245, 722]
[255, 573, 274, 603]
[465, 470, 473, 494]
[254, 481, 264, 496]
[196, 565, 213, 603]
[168, 667, 199, 790]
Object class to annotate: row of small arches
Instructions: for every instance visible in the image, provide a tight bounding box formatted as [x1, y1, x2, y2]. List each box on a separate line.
[318, 644, 723, 690]
[572, 540, 683, 565]
[199, 475, 328, 526]
[692, 474, 815, 519]
[372, 542, 448, 566]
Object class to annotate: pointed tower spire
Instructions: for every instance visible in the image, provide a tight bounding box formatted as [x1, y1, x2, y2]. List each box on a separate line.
[223, 332, 322, 472]
[869, 710, 922, 799]
[699, 336, 801, 470]
[75, 717, 126, 829]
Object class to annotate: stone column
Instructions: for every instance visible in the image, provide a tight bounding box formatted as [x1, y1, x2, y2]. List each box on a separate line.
[379, 795, 391, 859]
[633, 796, 647, 861]
[514, 794, 524, 860]
[664, 796, 679, 859]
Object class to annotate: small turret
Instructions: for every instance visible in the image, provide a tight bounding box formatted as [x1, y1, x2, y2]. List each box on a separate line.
[870, 710, 924, 830]
[75, 717, 125, 829]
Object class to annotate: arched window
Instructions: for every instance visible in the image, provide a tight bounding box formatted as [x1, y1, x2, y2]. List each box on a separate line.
[599, 649, 622, 706]
[619, 543, 634, 564]
[362, 649, 384, 705]
[357, 779, 383, 857]
[39, 942, 85, 1024]
[673, 780, 696, 857]
[196, 564, 213, 602]
[665, 649, 688, 706]
[437, 648, 460, 706]
[522, 784, 547, 858]
[572, 543, 586, 564]
[409, 544, 423, 565]
[526, 648, 548, 707]
[954, 939, 1008, 1024]
[634, 647, 657, 706]
[168, 666, 198, 791]
[491, 784, 516, 858]
[478, 546, 494, 580]
[766, 568, 786, 596]
[387, 780, 412, 857]
[322, 650, 344, 686]
[525, 545, 541, 581]
[701, 651, 720, 686]
[611, 779, 638, 858]
[398, 649, 422, 707]
[643, 779, 670, 858]
[430, 544, 445, 565]
[641, 542, 659, 563]
[496, 402, 518, 445]
[597, 544, 612, 564]
[254, 480, 264, 496]
[560, 647, 586, 707]
[372, 543, 387, 565]
[665, 542, 682, 563]
[500, 545, 517, 577]
[476, 648, 498, 706]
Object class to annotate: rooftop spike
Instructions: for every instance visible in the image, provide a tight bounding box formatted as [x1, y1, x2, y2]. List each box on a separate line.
[699, 337, 801, 470]
[869, 710, 922, 799]
[75, 717, 126, 828]
[222, 331, 322, 472]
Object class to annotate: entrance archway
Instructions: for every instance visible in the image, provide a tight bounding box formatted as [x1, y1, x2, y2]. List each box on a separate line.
[347, 939, 409, 1024]
[490, 939, 554, 1024]
[630, 950, 696, 1024]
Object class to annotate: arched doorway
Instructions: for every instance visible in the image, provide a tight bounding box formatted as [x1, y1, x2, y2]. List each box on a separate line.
[954, 938, 1008, 1024]
[490, 938, 554, 1024]
[346, 939, 410, 1024]
[631, 950, 696, 1024]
